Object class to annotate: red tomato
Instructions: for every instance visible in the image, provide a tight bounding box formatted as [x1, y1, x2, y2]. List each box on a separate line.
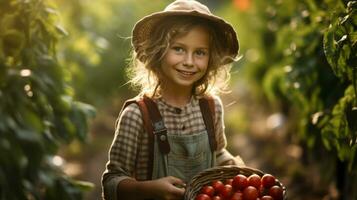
[225, 178, 233, 185]
[261, 195, 274, 200]
[201, 185, 215, 197]
[211, 180, 225, 194]
[212, 196, 222, 200]
[247, 174, 261, 189]
[232, 174, 248, 190]
[261, 174, 276, 188]
[269, 185, 284, 200]
[220, 184, 233, 199]
[230, 192, 243, 200]
[196, 193, 211, 200]
[243, 186, 259, 200]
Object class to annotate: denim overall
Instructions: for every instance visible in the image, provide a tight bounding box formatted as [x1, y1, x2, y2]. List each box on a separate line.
[120, 96, 217, 200]
[131, 96, 217, 183]
[151, 129, 216, 183]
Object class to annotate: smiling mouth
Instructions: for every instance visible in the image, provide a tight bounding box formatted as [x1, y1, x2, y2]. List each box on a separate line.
[176, 69, 196, 76]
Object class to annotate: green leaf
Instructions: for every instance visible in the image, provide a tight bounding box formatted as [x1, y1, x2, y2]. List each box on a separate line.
[323, 26, 339, 75]
[74, 101, 96, 118]
[22, 109, 44, 133]
[16, 129, 41, 144]
[55, 24, 68, 36]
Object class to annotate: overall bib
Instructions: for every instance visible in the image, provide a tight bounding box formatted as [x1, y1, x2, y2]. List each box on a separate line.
[151, 129, 216, 183]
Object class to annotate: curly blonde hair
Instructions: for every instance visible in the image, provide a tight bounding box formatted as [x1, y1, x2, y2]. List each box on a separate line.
[127, 16, 236, 98]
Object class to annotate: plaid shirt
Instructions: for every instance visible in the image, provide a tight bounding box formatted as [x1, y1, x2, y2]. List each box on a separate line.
[102, 95, 235, 200]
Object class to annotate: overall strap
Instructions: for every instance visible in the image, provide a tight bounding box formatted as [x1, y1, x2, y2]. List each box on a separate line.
[199, 96, 217, 151]
[119, 97, 155, 180]
[142, 96, 171, 154]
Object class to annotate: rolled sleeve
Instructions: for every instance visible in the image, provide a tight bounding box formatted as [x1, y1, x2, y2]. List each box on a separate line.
[212, 96, 245, 166]
[101, 103, 143, 200]
[216, 148, 234, 164]
[102, 173, 134, 200]
[212, 95, 227, 151]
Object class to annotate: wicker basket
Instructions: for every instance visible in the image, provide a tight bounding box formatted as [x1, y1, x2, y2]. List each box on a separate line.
[184, 165, 287, 200]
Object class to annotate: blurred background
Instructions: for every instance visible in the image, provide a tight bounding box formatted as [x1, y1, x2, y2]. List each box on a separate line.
[0, 0, 356, 199]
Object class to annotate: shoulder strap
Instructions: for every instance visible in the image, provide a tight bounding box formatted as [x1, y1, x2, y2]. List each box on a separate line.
[119, 98, 155, 140]
[120, 96, 171, 179]
[119, 98, 155, 180]
[142, 96, 170, 155]
[199, 96, 217, 151]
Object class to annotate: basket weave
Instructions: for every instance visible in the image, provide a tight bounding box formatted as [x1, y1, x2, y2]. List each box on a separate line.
[184, 165, 287, 200]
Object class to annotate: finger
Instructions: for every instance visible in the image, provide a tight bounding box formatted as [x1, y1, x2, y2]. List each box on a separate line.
[165, 177, 185, 196]
[171, 185, 185, 197]
[168, 176, 186, 186]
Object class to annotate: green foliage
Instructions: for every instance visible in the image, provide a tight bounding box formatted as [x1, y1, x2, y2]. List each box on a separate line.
[320, 86, 357, 171]
[0, 0, 95, 199]
[223, 0, 356, 197]
[238, 0, 356, 169]
[324, 1, 357, 86]
[54, 0, 169, 106]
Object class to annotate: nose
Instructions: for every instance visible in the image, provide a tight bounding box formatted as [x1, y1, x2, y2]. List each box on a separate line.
[183, 53, 194, 67]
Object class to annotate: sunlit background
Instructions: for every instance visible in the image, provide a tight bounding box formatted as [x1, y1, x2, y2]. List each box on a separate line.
[1, 0, 356, 199]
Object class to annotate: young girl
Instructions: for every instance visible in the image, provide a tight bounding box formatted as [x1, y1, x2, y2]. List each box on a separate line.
[102, 0, 244, 199]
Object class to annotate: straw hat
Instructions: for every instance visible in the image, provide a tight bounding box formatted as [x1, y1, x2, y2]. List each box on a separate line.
[132, 0, 239, 64]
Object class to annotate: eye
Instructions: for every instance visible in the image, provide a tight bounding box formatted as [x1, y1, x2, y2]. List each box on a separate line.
[195, 49, 208, 56]
[172, 46, 184, 53]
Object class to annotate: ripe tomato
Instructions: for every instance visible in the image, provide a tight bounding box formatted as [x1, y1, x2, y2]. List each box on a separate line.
[230, 192, 243, 200]
[269, 185, 284, 200]
[261, 174, 276, 188]
[195, 193, 211, 200]
[242, 186, 259, 200]
[261, 195, 274, 200]
[211, 180, 224, 194]
[247, 174, 261, 189]
[201, 185, 215, 197]
[232, 174, 248, 190]
[220, 184, 233, 199]
[212, 195, 222, 200]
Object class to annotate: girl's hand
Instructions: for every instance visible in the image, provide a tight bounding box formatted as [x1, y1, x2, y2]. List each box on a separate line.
[150, 176, 186, 200]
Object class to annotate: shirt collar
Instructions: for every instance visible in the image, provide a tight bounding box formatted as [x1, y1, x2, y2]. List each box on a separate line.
[156, 96, 198, 114]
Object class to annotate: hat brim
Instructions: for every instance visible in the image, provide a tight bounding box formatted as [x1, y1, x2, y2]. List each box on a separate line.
[132, 10, 239, 65]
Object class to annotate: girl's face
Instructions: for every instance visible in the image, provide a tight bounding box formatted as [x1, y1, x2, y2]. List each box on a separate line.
[159, 25, 210, 92]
